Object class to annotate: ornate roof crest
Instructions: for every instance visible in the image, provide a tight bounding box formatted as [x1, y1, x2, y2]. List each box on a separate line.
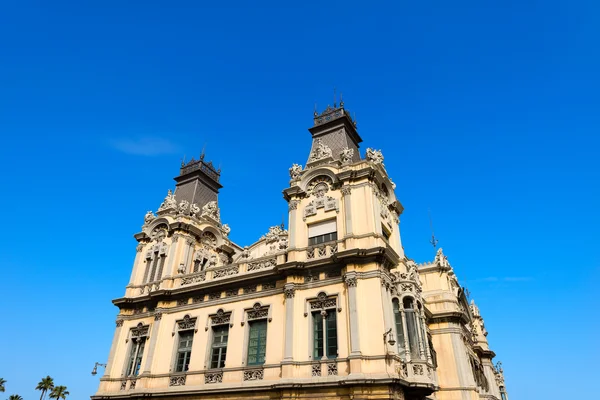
[308, 139, 333, 163]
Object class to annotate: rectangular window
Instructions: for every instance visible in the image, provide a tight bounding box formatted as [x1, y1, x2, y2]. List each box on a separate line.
[210, 325, 229, 369]
[308, 219, 337, 246]
[382, 225, 390, 241]
[126, 338, 146, 376]
[247, 320, 267, 366]
[175, 330, 194, 372]
[312, 311, 337, 359]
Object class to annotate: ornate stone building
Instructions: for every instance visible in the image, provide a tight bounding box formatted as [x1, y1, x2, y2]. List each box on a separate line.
[92, 103, 508, 400]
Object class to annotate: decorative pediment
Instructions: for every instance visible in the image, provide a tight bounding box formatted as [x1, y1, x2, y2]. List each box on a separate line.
[304, 196, 338, 219]
[304, 292, 341, 316]
[366, 148, 384, 165]
[206, 309, 233, 330]
[241, 302, 272, 325]
[131, 323, 149, 338]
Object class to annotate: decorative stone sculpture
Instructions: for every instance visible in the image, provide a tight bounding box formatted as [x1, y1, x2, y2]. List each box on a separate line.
[144, 211, 156, 224]
[289, 163, 303, 180]
[158, 189, 177, 211]
[190, 203, 200, 216]
[178, 200, 190, 215]
[201, 201, 220, 222]
[241, 246, 250, 259]
[221, 224, 231, 237]
[340, 147, 354, 164]
[434, 248, 450, 269]
[366, 148, 384, 165]
[261, 225, 288, 243]
[308, 139, 333, 162]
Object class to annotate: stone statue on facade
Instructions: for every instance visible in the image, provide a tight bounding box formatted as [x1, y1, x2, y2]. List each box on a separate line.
[221, 224, 231, 237]
[289, 163, 303, 180]
[366, 148, 384, 165]
[201, 201, 220, 221]
[308, 139, 333, 162]
[241, 246, 251, 259]
[340, 147, 354, 164]
[178, 200, 190, 215]
[434, 247, 450, 269]
[262, 225, 288, 243]
[144, 211, 156, 224]
[158, 189, 177, 211]
[190, 203, 200, 217]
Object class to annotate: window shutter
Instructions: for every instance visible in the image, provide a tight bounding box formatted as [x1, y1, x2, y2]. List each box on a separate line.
[308, 219, 337, 238]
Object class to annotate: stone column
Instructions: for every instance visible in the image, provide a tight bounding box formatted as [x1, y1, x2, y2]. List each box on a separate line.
[380, 278, 395, 354]
[128, 244, 145, 285]
[421, 314, 432, 363]
[104, 319, 124, 377]
[344, 272, 361, 357]
[142, 311, 163, 374]
[288, 200, 299, 249]
[415, 306, 426, 359]
[401, 310, 410, 362]
[164, 235, 179, 278]
[283, 284, 296, 362]
[341, 186, 352, 236]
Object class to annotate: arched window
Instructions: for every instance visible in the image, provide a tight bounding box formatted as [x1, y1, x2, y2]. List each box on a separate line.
[403, 297, 420, 359]
[392, 299, 406, 358]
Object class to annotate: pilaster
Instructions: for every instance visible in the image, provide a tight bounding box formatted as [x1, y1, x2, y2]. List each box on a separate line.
[141, 311, 163, 374]
[104, 319, 124, 377]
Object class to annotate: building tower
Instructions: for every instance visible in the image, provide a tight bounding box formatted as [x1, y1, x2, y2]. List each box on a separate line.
[93, 102, 507, 400]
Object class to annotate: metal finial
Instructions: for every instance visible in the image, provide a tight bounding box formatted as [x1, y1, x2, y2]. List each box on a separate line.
[314, 103, 318, 117]
[181, 155, 186, 167]
[333, 87, 337, 108]
[428, 208, 439, 249]
[340, 92, 344, 107]
[281, 215, 285, 230]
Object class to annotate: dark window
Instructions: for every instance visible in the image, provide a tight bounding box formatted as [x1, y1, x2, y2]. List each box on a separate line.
[247, 320, 268, 366]
[126, 337, 146, 376]
[392, 299, 406, 358]
[175, 331, 194, 372]
[312, 311, 337, 359]
[428, 335, 437, 368]
[210, 325, 229, 369]
[308, 231, 338, 246]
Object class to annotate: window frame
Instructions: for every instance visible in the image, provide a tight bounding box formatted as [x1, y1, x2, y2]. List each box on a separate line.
[209, 324, 229, 369]
[246, 319, 268, 366]
[307, 292, 339, 361]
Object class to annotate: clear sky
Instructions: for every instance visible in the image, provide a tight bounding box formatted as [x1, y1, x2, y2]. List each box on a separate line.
[0, 1, 598, 399]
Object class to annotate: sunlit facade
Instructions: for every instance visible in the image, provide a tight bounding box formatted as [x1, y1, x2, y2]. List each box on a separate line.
[92, 104, 507, 400]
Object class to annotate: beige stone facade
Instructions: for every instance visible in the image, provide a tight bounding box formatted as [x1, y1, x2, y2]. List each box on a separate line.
[93, 105, 508, 400]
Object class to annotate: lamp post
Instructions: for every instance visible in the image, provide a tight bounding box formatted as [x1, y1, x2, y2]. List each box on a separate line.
[91, 362, 107, 376]
[383, 328, 396, 347]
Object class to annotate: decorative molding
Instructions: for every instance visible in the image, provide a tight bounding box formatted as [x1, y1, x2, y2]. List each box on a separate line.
[154, 312, 162, 321]
[247, 258, 276, 272]
[340, 185, 351, 196]
[243, 369, 264, 381]
[131, 323, 149, 338]
[288, 200, 300, 210]
[119, 381, 126, 391]
[311, 363, 321, 377]
[209, 309, 232, 327]
[128, 379, 136, 390]
[327, 363, 338, 376]
[213, 266, 239, 278]
[169, 375, 186, 386]
[177, 314, 197, 330]
[344, 275, 358, 287]
[181, 272, 206, 286]
[284, 285, 296, 299]
[201, 201, 221, 222]
[204, 372, 223, 384]
[158, 189, 177, 212]
[116, 319, 124, 327]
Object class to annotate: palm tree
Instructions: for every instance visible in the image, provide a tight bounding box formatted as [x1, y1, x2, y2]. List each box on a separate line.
[49, 385, 70, 400]
[0, 378, 6, 392]
[36, 376, 55, 400]
[9, 395, 23, 400]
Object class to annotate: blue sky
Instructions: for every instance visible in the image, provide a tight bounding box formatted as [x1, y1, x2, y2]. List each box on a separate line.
[0, 1, 599, 399]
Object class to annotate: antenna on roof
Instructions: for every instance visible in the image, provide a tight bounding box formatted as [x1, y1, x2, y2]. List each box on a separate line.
[428, 208, 439, 249]
[281, 215, 285, 230]
[340, 92, 344, 107]
[464, 287, 471, 300]
[314, 103, 318, 117]
[200, 144, 206, 160]
[181, 154, 186, 167]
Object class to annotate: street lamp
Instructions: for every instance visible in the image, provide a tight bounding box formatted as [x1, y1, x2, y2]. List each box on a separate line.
[383, 328, 396, 347]
[91, 362, 107, 376]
